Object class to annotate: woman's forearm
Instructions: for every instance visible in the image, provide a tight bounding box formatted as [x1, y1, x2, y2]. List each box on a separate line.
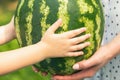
[105, 33, 120, 59]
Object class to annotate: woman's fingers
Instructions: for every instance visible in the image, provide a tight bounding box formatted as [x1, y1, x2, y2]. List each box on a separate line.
[72, 47, 105, 70]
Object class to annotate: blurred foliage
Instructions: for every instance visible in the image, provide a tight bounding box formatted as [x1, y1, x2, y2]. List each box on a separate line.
[0, 0, 17, 25]
[0, 0, 43, 80]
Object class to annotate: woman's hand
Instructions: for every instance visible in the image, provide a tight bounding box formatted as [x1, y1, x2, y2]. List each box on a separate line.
[38, 19, 91, 59]
[52, 34, 120, 80]
[52, 46, 110, 80]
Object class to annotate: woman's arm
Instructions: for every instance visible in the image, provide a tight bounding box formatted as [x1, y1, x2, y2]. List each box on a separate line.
[0, 17, 16, 45]
[52, 33, 120, 80]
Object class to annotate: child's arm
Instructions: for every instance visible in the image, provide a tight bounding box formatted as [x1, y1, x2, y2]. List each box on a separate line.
[0, 19, 91, 75]
[0, 17, 16, 45]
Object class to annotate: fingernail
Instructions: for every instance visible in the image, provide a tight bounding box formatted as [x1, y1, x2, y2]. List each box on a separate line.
[87, 42, 91, 45]
[80, 52, 84, 55]
[51, 78, 56, 80]
[35, 71, 38, 73]
[58, 18, 62, 21]
[73, 64, 80, 70]
[82, 27, 87, 31]
[88, 34, 91, 37]
[58, 18, 63, 27]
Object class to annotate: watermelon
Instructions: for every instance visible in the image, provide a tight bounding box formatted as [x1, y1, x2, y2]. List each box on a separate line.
[14, 0, 104, 75]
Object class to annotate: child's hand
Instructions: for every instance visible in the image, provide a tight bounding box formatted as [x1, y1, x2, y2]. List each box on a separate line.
[38, 19, 91, 59]
[0, 17, 16, 45]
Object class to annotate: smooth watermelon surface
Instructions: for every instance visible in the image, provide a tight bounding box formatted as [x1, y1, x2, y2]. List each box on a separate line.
[14, 0, 104, 75]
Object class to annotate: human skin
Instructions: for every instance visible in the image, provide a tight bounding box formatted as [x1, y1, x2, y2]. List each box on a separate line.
[52, 33, 120, 80]
[0, 17, 91, 75]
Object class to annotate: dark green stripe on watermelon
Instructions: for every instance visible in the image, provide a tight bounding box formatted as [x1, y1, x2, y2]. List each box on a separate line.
[46, 0, 59, 24]
[15, 0, 27, 47]
[97, 0, 105, 38]
[67, 0, 83, 30]
[31, 0, 42, 44]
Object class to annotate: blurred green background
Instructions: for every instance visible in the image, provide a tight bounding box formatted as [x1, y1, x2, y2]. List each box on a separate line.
[0, 0, 41, 80]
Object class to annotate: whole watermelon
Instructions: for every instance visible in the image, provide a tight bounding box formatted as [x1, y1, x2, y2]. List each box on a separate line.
[14, 0, 104, 75]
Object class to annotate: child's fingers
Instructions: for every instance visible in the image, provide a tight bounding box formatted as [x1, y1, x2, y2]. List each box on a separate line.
[69, 42, 90, 51]
[70, 34, 91, 45]
[41, 72, 48, 76]
[62, 27, 87, 38]
[46, 19, 62, 34]
[65, 51, 84, 57]
[32, 66, 40, 73]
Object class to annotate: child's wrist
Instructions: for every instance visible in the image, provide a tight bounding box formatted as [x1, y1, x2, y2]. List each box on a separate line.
[35, 41, 49, 60]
